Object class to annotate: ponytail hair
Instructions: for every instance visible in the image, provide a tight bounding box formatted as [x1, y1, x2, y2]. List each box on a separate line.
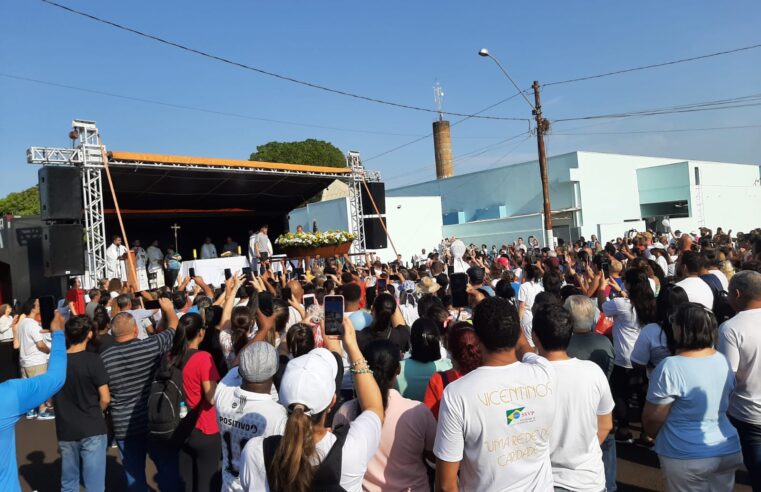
[370, 293, 396, 335]
[230, 306, 253, 356]
[269, 405, 323, 492]
[363, 340, 401, 410]
[169, 312, 204, 367]
[624, 269, 657, 325]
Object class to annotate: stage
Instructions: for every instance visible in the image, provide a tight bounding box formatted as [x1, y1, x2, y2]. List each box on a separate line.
[27, 120, 381, 287]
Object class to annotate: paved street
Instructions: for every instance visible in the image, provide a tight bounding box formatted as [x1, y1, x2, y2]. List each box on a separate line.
[15, 417, 751, 492]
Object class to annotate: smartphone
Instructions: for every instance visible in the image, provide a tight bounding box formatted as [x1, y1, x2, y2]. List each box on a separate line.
[450, 273, 469, 308]
[377, 278, 388, 293]
[281, 287, 292, 302]
[39, 295, 56, 330]
[189, 267, 196, 278]
[242, 267, 253, 281]
[224, 268, 232, 280]
[602, 262, 611, 278]
[324, 295, 345, 336]
[447, 264, 455, 276]
[389, 274, 400, 282]
[303, 294, 316, 310]
[144, 299, 160, 310]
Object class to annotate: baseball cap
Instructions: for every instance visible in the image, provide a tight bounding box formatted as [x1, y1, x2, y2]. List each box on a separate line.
[279, 352, 336, 415]
[238, 341, 278, 383]
[466, 266, 485, 285]
[495, 256, 509, 268]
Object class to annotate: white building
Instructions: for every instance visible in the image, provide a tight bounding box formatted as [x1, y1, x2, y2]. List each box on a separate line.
[386, 151, 761, 246]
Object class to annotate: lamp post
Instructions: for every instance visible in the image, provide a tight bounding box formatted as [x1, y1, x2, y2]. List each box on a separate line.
[479, 49, 554, 248]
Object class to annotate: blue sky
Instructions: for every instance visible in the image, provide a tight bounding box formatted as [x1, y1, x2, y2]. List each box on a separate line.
[1, 0, 760, 197]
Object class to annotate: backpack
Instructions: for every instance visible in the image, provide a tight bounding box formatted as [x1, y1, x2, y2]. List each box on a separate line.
[699, 274, 734, 324]
[147, 349, 198, 442]
[263, 424, 350, 492]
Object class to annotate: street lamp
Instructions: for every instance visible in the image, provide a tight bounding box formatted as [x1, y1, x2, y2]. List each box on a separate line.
[478, 48, 554, 248]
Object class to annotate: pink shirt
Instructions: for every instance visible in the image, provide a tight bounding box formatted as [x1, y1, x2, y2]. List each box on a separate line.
[335, 389, 436, 492]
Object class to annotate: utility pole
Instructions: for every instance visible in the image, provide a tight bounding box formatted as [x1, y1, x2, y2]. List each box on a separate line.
[532, 80, 554, 248]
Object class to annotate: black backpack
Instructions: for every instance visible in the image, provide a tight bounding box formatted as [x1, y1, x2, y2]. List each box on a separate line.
[263, 424, 350, 492]
[147, 349, 198, 443]
[700, 274, 735, 324]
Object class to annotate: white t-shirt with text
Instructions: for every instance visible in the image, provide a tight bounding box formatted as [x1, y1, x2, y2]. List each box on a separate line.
[549, 358, 614, 491]
[215, 369, 287, 492]
[433, 353, 556, 491]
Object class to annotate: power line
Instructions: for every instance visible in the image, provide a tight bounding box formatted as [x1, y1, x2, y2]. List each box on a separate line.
[554, 92, 761, 123]
[544, 41, 761, 87]
[551, 123, 761, 136]
[0, 72, 436, 138]
[364, 90, 529, 162]
[38, 0, 527, 122]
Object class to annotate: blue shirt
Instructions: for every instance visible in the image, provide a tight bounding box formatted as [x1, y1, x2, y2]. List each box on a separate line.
[348, 310, 373, 332]
[0, 330, 66, 491]
[511, 282, 521, 297]
[647, 352, 741, 459]
[396, 358, 453, 402]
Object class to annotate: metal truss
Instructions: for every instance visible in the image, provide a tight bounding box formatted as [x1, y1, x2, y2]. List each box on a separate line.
[346, 151, 381, 253]
[27, 120, 108, 285]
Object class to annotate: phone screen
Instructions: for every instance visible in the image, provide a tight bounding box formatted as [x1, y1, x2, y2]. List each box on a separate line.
[144, 299, 160, 310]
[303, 294, 316, 310]
[242, 267, 253, 281]
[602, 263, 611, 278]
[224, 268, 232, 280]
[447, 264, 454, 275]
[324, 295, 344, 336]
[189, 267, 196, 278]
[281, 287, 292, 302]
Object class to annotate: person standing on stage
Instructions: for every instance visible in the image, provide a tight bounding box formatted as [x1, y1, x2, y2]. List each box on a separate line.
[146, 240, 164, 289]
[201, 237, 218, 260]
[249, 224, 272, 274]
[164, 247, 182, 288]
[105, 236, 128, 281]
[132, 240, 149, 290]
[222, 236, 238, 255]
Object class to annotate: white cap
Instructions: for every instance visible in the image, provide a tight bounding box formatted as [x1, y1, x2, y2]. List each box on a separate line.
[279, 352, 336, 416]
[309, 348, 338, 380]
[651, 243, 665, 250]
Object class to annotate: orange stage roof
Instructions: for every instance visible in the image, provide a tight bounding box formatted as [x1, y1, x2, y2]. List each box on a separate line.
[108, 151, 352, 175]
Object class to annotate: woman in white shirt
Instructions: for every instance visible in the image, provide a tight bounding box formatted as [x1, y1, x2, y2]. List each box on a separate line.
[600, 269, 657, 443]
[0, 304, 17, 382]
[239, 318, 384, 492]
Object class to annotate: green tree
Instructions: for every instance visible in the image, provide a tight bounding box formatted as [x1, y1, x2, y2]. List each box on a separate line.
[0, 186, 40, 215]
[250, 139, 346, 203]
[249, 139, 346, 168]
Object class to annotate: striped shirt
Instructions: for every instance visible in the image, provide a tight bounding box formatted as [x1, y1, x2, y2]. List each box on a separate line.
[100, 328, 175, 440]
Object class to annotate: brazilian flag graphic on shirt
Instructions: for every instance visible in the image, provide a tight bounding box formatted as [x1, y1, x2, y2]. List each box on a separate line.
[506, 407, 525, 425]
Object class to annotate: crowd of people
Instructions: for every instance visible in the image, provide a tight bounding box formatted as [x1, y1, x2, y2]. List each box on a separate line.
[1, 225, 760, 492]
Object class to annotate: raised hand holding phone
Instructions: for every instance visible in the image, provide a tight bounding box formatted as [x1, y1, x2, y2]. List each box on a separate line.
[324, 295, 344, 336]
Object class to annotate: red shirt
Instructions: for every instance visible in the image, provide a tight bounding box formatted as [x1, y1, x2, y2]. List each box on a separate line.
[423, 369, 463, 419]
[182, 351, 221, 435]
[66, 288, 86, 316]
[358, 281, 367, 309]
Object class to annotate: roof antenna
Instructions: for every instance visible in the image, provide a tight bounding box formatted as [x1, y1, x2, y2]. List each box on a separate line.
[433, 80, 444, 121]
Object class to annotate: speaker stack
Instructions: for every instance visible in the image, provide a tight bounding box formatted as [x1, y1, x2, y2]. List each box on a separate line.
[38, 167, 85, 277]
[360, 182, 388, 250]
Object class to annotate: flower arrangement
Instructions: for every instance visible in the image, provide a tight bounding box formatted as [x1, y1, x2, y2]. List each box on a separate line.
[275, 230, 356, 249]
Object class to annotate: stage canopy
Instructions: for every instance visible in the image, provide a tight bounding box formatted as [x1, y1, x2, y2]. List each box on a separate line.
[103, 151, 352, 214]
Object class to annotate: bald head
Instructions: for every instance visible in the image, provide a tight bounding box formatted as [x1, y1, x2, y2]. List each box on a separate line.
[111, 312, 138, 340]
[729, 270, 761, 312]
[287, 279, 304, 303]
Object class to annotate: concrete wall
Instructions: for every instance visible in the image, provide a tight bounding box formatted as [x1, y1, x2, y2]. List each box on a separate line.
[690, 161, 761, 232]
[636, 162, 690, 205]
[287, 196, 443, 263]
[388, 153, 578, 222]
[442, 214, 545, 248]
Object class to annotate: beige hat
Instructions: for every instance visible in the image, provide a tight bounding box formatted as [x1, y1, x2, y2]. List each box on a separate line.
[416, 276, 441, 295]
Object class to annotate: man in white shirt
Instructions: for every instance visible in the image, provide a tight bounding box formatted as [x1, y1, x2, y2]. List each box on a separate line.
[132, 240, 149, 291]
[434, 297, 555, 491]
[18, 298, 53, 418]
[105, 235, 128, 281]
[201, 237, 218, 260]
[215, 342, 286, 492]
[248, 225, 272, 274]
[532, 303, 614, 492]
[675, 251, 714, 310]
[146, 240, 165, 289]
[718, 270, 761, 490]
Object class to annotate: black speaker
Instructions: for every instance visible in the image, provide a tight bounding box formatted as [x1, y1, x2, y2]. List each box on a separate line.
[364, 217, 388, 249]
[42, 224, 85, 277]
[39, 166, 82, 221]
[361, 182, 386, 215]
